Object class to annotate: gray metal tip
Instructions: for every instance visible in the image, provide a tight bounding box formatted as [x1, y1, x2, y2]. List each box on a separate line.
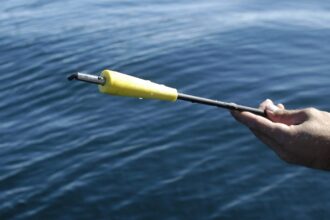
[67, 72, 106, 85]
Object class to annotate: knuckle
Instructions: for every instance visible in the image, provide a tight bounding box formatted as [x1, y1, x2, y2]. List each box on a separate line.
[305, 107, 317, 115]
[259, 100, 269, 109]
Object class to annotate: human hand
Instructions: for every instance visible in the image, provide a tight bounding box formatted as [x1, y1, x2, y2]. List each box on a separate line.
[231, 99, 330, 170]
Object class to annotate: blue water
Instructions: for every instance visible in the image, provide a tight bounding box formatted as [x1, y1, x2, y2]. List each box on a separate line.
[1, 0, 330, 219]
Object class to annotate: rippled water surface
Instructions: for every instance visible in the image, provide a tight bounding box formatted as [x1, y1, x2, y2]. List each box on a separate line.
[1, 0, 330, 219]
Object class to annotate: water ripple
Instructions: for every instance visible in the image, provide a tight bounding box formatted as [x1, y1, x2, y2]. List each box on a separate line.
[1, 0, 330, 219]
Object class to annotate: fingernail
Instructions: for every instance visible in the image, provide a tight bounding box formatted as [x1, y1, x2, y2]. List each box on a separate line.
[266, 103, 279, 112]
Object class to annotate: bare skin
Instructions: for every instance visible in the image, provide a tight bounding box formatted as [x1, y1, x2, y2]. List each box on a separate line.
[231, 99, 330, 170]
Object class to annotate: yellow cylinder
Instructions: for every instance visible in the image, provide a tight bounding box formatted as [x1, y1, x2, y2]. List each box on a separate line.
[98, 70, 178, 101]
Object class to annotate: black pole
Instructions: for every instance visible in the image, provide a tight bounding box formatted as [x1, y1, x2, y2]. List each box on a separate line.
[177, 93, 266, 117]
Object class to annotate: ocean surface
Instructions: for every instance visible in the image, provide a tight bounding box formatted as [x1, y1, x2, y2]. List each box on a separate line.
[1, 0, 330, 219]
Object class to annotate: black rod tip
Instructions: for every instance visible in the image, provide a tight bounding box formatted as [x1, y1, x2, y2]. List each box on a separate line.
[67, 73, 78, 81]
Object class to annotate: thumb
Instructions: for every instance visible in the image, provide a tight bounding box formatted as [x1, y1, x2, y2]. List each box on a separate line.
[266, 105, 305, 125]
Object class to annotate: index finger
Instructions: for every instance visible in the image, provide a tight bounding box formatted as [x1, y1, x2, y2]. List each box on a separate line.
[231, 110, 293, 139]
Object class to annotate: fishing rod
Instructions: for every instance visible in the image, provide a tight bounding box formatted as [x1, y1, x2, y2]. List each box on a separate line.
[68, 70, 265, 117]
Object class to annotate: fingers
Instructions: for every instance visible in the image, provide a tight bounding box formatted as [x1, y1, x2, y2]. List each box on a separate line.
[257, 99, 305, 125]
[259, 99, 274, 111]
[266, 109, 307, 125]
[259, 99, 284, 110]
[259, 99, 285, 113]
[231, 99, 303, 165]
[231, 110, 292, 140]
